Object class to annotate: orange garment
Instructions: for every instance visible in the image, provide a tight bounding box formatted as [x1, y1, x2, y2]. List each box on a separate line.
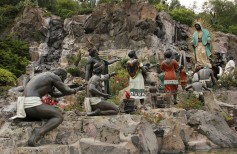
[160, 59, 179, 93]
[179, 69, 188, 87]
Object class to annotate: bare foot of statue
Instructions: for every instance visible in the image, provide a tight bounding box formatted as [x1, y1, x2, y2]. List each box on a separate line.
[74, 110, 87, 116]
[87, 108, 101, 116]
[28, 127, 41, 147]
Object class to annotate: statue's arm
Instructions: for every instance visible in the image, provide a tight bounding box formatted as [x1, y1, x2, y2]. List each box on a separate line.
[51, 76, 77, 96]
[88, 83, 107, 98]
[107, 58, 120, 65]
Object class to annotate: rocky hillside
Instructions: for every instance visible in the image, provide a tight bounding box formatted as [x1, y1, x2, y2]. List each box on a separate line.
[0, 2, 237, 154]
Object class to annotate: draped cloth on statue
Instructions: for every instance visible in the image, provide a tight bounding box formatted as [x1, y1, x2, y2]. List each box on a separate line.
[126, 59, 145, 99]
[161, 59, 179, 94]
[192, 22, 212, 68]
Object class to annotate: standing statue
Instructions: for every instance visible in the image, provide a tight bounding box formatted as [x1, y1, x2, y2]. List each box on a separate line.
[85, 48, 120, 94]
[160, 49, 181, 104]
[126, 50, 146, 109]
[191, 22, 212, 72]
[10, 68, 86, 146]
[85, 63, 119, 116]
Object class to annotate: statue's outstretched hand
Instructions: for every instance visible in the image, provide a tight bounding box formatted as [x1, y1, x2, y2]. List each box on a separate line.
[103, 94, 112, 99]
[110, 72, 117, 77]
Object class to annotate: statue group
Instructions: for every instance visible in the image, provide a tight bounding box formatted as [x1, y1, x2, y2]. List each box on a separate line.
[10, 21, 235, 147]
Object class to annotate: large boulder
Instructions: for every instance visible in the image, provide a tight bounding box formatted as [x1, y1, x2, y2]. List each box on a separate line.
[187, 110, 237, 148]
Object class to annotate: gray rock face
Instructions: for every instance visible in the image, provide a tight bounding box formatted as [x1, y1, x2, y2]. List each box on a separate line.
[187, 110, 237, 148]
[0, 112, 159, 154]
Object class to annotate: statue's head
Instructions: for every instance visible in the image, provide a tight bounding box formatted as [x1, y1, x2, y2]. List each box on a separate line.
[128, 50, 137, 59]
[164, 49, 172, 59]
[194, 23, 201, 31]
[53, 68, 67, 82]
[93, 63, 103, 74]
[88, 48, 98, 57]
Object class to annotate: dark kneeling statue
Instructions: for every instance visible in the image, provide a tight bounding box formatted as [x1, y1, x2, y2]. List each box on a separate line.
[84, 63, 119, 116]
[10, 68, 86, 147]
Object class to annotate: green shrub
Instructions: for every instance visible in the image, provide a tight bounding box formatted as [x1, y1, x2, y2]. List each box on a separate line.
[109, 58, 129, 95]
[0, 68, 17, 86]
[154, 3, 169, 12]
[176, 93, 204, 110]
[67, 67, 84, 77]
[228, 25, 237, 35]
[55, 0, 80, 18]
[109, 68, 129, 95]
[0, 37, 30, 77]
[170, 7, 196, 26]
[0, 86, 11, 96]
[0, 4, 22, 33]
[78, 7, 93, 15]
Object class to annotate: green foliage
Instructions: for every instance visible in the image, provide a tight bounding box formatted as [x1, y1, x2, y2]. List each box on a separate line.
[217, 68, 237, 89]
[154, 3, 169, 12]
[176, 93, 204, 110]
[55, 0, 80, 18]
[220, 111, 233, 121]
[201, 0, 237, 35]
[228, 25, 237, 35]
[0, 4, 22, 33]
[170, 7, 196, 26]
[67, 67, 84, 77]
[110, 69, 129, 95]
[0, 68, 17, 86]
[76, 91, 86, 111]
[109, 59, 129, 95]
[0, 86, 11, 96]
[66, 53, 81, 66]
[0, 37, 30, 77]
[169, 0, 181, 10]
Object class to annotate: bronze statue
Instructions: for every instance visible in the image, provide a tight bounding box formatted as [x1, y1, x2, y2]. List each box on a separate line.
[85, 48, 120, 94]
[10, 68, 86, 146]
[85, 63, 119, 115]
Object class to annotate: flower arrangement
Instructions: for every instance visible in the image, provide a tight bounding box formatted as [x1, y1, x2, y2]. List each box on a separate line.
[41, 95, 58, 105]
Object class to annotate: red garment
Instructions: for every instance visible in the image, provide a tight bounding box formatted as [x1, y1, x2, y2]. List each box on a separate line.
[179, 69, 188, 87]
[161, 59, 179, 93]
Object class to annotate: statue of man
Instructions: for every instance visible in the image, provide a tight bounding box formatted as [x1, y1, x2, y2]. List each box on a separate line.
[85, 48, 120, 94]
[85, 63, 119, 115]
[197, 66, 216, 88]
[191, 22, 212, 72]
[185, 73, 211, 103]
[10, 68, 85, 146]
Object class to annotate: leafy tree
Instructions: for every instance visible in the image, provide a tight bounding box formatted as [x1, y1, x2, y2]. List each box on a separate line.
[170, 7, 196, 26]
[202, 0, 237, 34]
[169, 0, 181, 10]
